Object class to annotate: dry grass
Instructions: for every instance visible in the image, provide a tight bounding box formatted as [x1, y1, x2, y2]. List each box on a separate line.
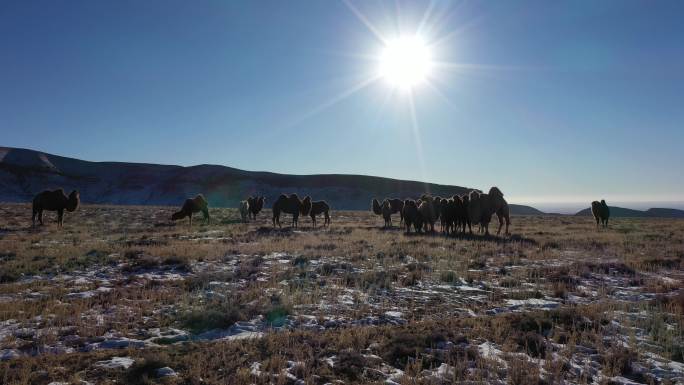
[0, 203, 682, 384]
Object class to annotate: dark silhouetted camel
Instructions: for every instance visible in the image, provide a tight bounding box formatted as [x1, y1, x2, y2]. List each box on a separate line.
[591, 200, 610, 228]
[32, 189, 80, 227]
[247, 196, 265, 220]
[273, 194, 303, 228]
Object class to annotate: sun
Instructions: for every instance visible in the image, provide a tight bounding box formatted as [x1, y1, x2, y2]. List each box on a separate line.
[378, 36, 433, 90]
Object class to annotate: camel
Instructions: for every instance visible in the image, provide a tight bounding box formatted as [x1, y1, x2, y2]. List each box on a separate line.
[418, 195, 441, 232]
[591, 200, 610, 228]
[32, 189, 80, 227]
[388, 198, 404, 225]
[488, 187, 511, 236]
[440, 198, 455, 235]
[303, 198, 331, 228]
[247, 196, 265, 220]
[372, 198, 382, 216]
[273, 193, 303, 228]
[460, 194, 471, 234]
[454, 195, 469, 235]
[467, 190, 495, 235]
[172, 195, 209, 225]
[239, 200, 250, 223]
[372, 198, 401, 227]
[402, 199, 423, 233]
[381, 199, 393, 228]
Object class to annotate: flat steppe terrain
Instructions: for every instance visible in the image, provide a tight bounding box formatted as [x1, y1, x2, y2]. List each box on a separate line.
[0, 204, 682, 384]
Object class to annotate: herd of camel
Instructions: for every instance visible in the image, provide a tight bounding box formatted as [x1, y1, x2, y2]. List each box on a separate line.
[28, 188, 611, 233]
[372, 187, 511, 236]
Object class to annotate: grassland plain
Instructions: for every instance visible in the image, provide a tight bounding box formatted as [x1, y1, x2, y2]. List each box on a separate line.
[0, 203, 682, 385]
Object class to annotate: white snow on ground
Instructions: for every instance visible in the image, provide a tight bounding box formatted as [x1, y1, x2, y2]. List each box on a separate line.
[66, 286, 112, 299]
[194, 318, 265, 341]
[505, 298, 559, 309]
[95, 356, 135, 369]
[250, 362, 262, 376]
[478, 342, 506, 365]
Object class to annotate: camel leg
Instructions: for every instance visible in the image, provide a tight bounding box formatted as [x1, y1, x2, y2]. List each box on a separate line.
[496, 213, 503, 236]
[38, 210, 44, 226]
[32, 209, 37, 227]
[311, 214, 316, 228]
[57, 209, 64, 227]
[326, 212, 330, 227]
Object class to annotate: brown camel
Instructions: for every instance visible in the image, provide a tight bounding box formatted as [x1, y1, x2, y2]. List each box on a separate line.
[591, 200, 610, 228]
[247, 196, 265, 220]
[273, 193, 303, 228]
[381, 199, 393, 228]
[388, 198, 405, 225]
[488, 187, 511, 236]
[418, 195, 441, 232]
[402, 199, 423, 233]
[171, 195, 209, 225]
[239, 200, 250, 223]
[304, 198, 331, 228]
[32, 189, 80, 227]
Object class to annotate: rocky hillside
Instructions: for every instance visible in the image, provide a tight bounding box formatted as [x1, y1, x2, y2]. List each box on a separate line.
[0, 146, 542, 214]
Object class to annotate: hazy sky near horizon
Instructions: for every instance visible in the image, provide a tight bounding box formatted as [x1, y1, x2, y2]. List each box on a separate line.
[2, 0, 683, 205]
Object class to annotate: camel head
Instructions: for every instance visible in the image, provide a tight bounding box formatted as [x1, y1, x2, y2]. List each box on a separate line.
[488, 187, 504, 198]
[66, 190, 80, 212]
[171, 211, 185, 221]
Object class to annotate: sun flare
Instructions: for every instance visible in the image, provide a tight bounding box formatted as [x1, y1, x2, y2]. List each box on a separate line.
[378, 36, 432, 90]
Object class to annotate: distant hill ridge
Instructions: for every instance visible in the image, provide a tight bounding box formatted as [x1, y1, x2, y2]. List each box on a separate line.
[0, 146, 544, 214]
[575, 206, 684, 218]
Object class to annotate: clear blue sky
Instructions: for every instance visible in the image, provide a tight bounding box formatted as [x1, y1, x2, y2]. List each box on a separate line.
[2, 0, 683, 208]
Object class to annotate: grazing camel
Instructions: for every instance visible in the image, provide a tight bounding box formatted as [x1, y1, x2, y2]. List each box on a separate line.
[172, 195, 209, 225]
[239, 200, 250, 223]
[32, 189, 80, 227]
[247, 196, 265, 220]
[591, 200, 610, 228]
[273, 194, 303, 228]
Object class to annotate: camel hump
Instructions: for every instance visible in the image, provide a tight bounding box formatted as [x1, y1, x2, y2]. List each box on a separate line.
[488, 186, 503, 198]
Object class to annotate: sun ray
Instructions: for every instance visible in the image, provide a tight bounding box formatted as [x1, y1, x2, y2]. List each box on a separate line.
[407, 90, 429, 193]
[416, 0, 437, 36]
[424, 78, 460, 110]
[432, 60, 537, 73]
[342, 0, 387, 44]
[427, 14, 486, 51]
[283, 75, 381, 130]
